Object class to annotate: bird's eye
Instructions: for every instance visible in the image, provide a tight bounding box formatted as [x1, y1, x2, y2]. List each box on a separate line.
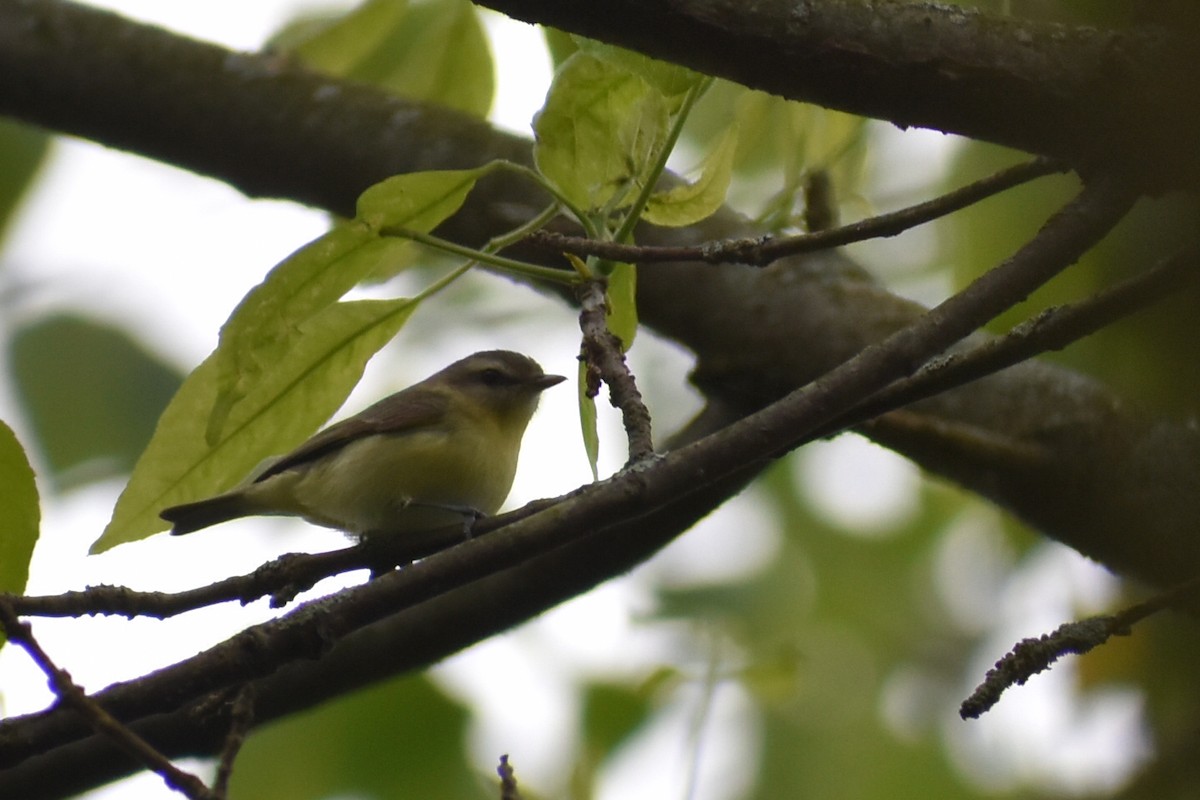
[478, 367, 507, 386]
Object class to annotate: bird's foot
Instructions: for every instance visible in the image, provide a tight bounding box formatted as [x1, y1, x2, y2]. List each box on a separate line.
[407, 501, 486, 539]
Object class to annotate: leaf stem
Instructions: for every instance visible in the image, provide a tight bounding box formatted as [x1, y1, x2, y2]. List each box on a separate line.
[491, 159, 601, 240]
[383, 227, 578, 285]
[612, 76, 712, 246]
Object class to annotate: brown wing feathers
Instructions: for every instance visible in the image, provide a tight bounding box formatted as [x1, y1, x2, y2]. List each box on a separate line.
[253, 388, 449, 482]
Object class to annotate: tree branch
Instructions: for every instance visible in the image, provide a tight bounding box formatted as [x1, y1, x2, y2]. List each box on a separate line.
[576, 280, 655, 463]
[531, 157, 1065, 266]
[846, 245, 1200, 433]
[3, 524, 472, 618]
[960, 571, 1200, 720]
[472, 0, 1200, 190]
[0, 4, 1198, 794]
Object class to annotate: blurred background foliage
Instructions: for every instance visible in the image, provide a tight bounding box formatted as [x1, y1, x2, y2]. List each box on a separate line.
[229, 673, 482, 799]
[10, 315, 182, 490]
[1, 0, 1198, 798]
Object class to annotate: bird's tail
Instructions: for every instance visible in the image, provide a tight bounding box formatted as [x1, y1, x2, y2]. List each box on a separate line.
[160, 493, 251, 535]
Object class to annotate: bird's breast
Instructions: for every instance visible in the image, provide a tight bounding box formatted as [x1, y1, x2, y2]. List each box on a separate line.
[283, 423, 521, 536]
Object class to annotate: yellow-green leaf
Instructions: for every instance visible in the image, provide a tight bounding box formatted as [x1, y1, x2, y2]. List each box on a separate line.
[207, 168, 482, 443]
[571, 38, 700, 109]
[605, 262, 638, 349]
[357, 167, 486, 232]
[533, 53, 669, 213]
[207, 224, 383, 443]
[578, 361, 600, 481]
[643, 124, 738, 227]
[94, 297, 418, 553]
[0, 420, 38, 598]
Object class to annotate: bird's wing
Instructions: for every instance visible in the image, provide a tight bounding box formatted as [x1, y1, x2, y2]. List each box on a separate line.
[253, 387, 449, 482]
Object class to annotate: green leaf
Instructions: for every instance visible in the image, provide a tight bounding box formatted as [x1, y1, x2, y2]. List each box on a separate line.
[280, 0, 493, 117]
[93, 297, 417, 553]
[571, 38, 700, 108]
[643, 124, 738, 227]
[0, 420, 38, 599]
[207, 168, 482, 442]
[533, 53, 670, 213]
[206, 225, 390, 443]
[9, 315, 183, 489]
[605, 262, 637, 348]
[357, 167, 486, 232]
[96, 168, 485, 552]
[578, 360, 600, 481]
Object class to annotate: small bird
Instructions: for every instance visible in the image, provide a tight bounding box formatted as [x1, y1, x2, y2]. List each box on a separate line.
[160, 350, 564, 538]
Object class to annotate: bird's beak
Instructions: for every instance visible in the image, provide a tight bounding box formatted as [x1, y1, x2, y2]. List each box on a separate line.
[533, 374, 567, 390]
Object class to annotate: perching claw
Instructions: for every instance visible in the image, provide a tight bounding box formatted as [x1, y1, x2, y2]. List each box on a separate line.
[405, 501, 486, 539]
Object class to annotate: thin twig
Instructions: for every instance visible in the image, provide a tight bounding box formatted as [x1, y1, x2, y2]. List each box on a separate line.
[212, 686, 256, 798]
[3, 497, 563, 623]
[5, 498, 563, 621]
[530, 157, 1064, 267]
[0, 599, 216, 799]
[960, 616, 1118, 719]
[961, 573, 1200, 719]
[576, 280, 655, 463]
[5, 524, 468, 619]
[818, 244, 1200, 438]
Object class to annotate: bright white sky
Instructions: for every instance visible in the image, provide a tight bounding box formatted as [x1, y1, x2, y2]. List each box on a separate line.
[0, 3, 1145, 799]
